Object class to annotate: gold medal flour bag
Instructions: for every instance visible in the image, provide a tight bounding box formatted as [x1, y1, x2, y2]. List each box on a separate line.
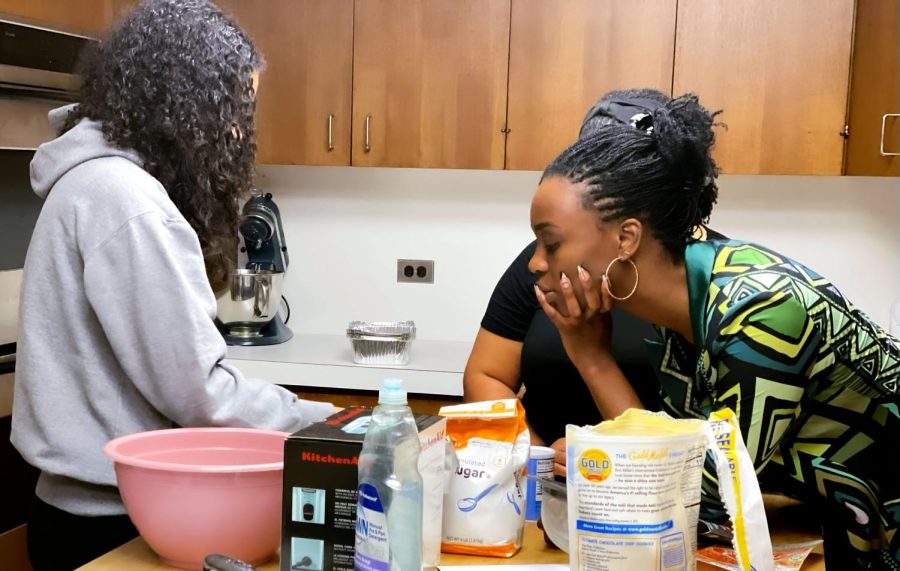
[439, 399, 529, 557]
[567, 409, 773, 571]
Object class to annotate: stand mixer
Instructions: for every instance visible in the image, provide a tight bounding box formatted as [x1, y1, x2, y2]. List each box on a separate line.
[215, 193, 293, 346]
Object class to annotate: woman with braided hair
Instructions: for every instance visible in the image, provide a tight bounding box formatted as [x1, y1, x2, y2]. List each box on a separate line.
[530, 90, 899, 569]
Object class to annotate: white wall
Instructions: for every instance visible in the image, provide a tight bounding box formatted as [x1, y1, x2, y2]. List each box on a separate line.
[258, 166, 900, 342]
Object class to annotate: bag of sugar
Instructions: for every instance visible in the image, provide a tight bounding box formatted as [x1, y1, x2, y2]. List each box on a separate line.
[439, 399, 529, 557]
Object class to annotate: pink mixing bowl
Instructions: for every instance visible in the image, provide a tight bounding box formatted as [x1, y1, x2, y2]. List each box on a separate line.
[104, 427, 289, 570]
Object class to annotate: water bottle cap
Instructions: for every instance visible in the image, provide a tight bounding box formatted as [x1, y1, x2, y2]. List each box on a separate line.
[379, 378, 408, 405]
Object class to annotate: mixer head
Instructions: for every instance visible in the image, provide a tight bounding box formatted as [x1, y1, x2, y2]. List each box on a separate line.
[240, 193, 289, 273]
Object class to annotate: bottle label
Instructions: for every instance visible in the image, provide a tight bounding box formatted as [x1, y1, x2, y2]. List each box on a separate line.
[354, 483, 389, 571]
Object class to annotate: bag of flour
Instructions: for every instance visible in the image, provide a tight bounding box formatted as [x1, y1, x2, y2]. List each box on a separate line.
[567, 408, 773, 571]
[439, 399, 529, 557]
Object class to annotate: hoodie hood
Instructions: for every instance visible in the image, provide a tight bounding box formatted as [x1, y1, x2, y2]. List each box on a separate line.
[30, 105, 144, 199]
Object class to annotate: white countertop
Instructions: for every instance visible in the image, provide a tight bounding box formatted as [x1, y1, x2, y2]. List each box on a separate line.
[225, 333, 471, 396]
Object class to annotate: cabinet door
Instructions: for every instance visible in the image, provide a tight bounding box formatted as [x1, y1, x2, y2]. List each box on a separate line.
[0, 0, 121, 36]
[352, 0, 510, 169]
[506, 0, 677, 171]
[673, 0, 854, 175]
[845, 0, 899, 176]
[218, 0, 353, 166]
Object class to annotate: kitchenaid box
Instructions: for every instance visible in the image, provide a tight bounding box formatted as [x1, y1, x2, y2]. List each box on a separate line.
[281, 406, 447, 571]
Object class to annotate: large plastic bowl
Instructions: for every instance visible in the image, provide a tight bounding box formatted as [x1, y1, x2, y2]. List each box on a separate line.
[104, 428, 289, 570]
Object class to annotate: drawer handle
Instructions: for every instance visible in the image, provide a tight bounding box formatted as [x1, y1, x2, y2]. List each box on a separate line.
[327, 114, 334, 152]
[881, 113, 900, 156]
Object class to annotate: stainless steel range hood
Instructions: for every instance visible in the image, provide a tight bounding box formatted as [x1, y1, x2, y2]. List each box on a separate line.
[1, 15, 95, 150]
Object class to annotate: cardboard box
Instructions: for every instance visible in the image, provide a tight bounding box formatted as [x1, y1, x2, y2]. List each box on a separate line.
[281, 406, 447, 571]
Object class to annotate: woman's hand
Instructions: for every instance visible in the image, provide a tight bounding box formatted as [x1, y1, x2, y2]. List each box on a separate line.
[550, 437, 567, 477]
[535, 266, 615, 371]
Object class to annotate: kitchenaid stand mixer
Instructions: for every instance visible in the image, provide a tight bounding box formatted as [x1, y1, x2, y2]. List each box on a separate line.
[215, 193, 293, 346]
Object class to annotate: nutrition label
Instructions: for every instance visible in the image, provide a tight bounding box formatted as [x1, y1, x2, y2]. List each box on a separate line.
[570, 432, 707, 571]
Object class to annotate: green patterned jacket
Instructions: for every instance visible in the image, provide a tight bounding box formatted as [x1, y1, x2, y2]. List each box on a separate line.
[650, 238, 899, 563]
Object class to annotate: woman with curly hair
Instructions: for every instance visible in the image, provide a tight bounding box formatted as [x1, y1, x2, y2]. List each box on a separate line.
[10, 1, 335, 568]
[531, 92, 899, 569]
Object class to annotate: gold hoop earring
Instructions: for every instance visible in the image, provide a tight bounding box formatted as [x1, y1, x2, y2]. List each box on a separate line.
[603, 257, 639, 301]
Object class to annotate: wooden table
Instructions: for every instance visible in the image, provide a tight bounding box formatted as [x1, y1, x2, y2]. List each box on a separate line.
[80, 503, 825, 570]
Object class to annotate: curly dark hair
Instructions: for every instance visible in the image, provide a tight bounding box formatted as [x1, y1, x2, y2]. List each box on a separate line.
[544, 92, 722, 259]
[64, 0, 262, 291]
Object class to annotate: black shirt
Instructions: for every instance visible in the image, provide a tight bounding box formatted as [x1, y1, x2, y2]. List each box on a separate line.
[480, 241, 660, 443]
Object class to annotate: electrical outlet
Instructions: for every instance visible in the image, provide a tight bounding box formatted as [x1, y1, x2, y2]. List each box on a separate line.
[397, 259, 434, 284]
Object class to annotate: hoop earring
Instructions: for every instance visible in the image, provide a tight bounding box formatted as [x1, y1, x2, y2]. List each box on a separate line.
[603, 257, 639, 301]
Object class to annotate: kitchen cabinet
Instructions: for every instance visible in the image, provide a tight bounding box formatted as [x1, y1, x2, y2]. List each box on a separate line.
[673, 0, 855, 175]
[216, 0, 354, 166]
[505, 0, 677, 171]
[351, 0, 510, 169]
[0, 0, 130, 36]
[844, 0, 900, 176]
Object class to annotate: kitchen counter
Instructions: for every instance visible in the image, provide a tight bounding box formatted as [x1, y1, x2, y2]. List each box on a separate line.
[225, 333, 472, 396]
[80, 497, 825, 570]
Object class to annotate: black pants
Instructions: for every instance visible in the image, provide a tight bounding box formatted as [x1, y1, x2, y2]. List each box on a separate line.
[26, 495, 138, 571]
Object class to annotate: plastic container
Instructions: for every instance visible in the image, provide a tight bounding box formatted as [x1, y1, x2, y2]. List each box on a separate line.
[525, 446, 556, 521]
[346, 321, 416, 366]
[354, 379, 423, 571]
[103, 428, 288, 569]
[537, 476, 568, 553]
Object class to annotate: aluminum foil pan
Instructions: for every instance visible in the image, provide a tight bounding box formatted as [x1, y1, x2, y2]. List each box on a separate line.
[346, 321, 416, 366]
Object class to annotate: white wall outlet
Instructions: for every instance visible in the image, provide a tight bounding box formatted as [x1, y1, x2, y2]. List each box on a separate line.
[397, 259, 434, 284]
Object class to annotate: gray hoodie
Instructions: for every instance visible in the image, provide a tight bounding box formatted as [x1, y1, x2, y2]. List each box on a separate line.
[11, 107, 334, 516]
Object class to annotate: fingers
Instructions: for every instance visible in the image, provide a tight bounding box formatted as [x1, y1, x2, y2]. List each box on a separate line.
[578, 265, 602, 312]
[550, 437, 566, 477]
[554, 462, 566, 478]
[559, 272, 582, 318]
[534, 285, 564, 324]
[600, 274, 615, 312]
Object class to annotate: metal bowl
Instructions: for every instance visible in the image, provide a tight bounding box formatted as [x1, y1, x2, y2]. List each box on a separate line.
[216, 270, 285, 337]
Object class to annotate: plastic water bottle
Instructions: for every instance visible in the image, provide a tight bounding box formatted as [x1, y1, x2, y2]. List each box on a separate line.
[354, 379, 423, 571]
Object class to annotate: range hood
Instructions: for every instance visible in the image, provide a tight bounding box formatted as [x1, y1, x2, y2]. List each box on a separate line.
[0, 15, 95, 150]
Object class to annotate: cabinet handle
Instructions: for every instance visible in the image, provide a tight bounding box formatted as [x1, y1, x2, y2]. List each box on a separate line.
[364, 114, 372, 153]
[327, 114, 334, 151]
[881, 114, 899, 156]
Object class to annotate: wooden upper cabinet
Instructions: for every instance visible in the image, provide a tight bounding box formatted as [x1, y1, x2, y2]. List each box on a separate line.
[674, 0, 854, 175]
[845, 0, 899, 176]
[218, 0, 353, 166]
[506, 0, 677, 171]
[351, 0, 510, 169]
[0, 0, 124, 36]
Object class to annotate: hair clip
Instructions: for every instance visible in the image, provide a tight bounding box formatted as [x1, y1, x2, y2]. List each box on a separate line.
[630, 112, 654, 133]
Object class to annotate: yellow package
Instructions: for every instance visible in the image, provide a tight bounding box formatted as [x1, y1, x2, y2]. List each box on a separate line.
[707, 408, 775, 571]
[439, 399, 529, 557]
[567, 408, 774, 571]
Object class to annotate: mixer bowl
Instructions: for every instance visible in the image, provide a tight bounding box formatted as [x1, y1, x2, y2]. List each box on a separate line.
[215, 269, 285, 337]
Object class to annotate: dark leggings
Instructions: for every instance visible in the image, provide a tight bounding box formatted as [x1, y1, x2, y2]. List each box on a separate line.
[26, 495, 138, 571]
